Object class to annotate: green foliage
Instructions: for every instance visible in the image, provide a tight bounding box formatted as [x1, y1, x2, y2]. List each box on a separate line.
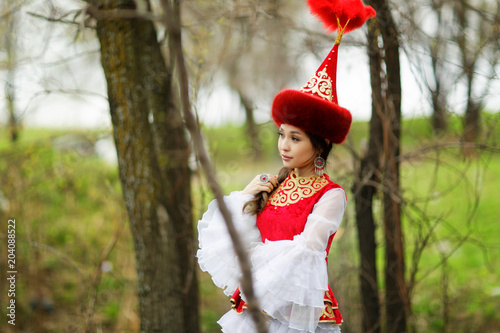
[401, 148, 500, 331]
[0, 131, 135, 332]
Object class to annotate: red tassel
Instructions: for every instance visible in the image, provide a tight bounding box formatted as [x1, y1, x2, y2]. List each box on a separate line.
[306, 0, 376, 33]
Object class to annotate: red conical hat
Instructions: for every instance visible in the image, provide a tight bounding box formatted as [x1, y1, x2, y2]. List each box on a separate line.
[272, 0, 376, 144]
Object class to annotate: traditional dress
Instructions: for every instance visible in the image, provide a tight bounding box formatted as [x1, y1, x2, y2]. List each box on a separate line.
[197, 170, 347, 333]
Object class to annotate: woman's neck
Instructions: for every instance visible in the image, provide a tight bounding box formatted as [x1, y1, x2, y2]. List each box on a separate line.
[294, 164, 317, 178]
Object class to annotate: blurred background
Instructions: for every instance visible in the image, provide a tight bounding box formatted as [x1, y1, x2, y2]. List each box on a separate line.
[0, 0, 499, 332]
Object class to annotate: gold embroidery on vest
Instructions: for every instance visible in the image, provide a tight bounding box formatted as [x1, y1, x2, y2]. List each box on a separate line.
[268, 171, 328, 207]
[320, 300, 336, 322]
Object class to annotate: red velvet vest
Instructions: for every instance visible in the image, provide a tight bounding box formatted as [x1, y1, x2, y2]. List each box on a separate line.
[231, 171, 344, 325]
[257, 171, 341, 259]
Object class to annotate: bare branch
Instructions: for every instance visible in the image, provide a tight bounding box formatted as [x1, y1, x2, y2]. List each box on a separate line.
[398, 142, 500, 162]
[40, 49, 101, 67]
[27, 11, 93, 28]
[85, 3, 159, 21]
[23, 239, 85, 277]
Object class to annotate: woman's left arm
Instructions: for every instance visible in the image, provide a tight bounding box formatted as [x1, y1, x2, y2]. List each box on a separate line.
[197, 191, 262, 296]
[300, 187, 347, 251]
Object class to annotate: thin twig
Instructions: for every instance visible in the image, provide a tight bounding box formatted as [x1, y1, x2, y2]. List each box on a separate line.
[85, 216, 126, 333]
[27, 240, 85, 277]
[27, 11, 93, 28]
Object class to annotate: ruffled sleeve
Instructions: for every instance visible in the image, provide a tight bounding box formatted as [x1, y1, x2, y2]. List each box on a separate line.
[197, 191, 262, 296]
[246, 188, 346, 332]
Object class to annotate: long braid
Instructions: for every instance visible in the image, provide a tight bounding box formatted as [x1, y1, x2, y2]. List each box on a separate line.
[243, 167, 291, 215]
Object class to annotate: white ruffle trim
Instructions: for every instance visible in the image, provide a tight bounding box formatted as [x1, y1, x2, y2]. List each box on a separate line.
[243, 235, 329, 332]
[218, 310, 341, 333]
[197, 191, 261, 296]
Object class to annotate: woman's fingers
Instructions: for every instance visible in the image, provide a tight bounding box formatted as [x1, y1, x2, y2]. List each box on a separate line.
[270, 176, 278, 187]
[261, 182, 274, 193]
[242, 173, 278, 195]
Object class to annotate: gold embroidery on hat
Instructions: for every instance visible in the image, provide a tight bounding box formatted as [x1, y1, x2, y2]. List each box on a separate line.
[300, 67, 333, 102]
[268, 172, 328, 207]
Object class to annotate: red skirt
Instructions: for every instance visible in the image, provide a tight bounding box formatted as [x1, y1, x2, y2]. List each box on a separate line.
[230, 285, 343, 325]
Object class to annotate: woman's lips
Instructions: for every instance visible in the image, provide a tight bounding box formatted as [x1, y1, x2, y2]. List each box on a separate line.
[281, 155, 292, 161]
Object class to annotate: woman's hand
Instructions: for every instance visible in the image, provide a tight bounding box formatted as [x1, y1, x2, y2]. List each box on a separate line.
[241, 173, 278, 196]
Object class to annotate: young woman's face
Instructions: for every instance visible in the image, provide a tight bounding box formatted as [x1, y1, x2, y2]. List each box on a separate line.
[278, 124, 317, 175]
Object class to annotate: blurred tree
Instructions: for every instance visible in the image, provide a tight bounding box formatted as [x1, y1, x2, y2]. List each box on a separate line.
[402, 0, 458, 134]
[421, 0, 455, 133]
[453, 0, 499, 146]
[354, 0, 500, 330]
[353, 16, 383, 333]
[402, 0, 499, 138]
[354, 0, 407, 331]
[223, 0, 293, 160]
[2, 0, 21, 142]
[427, 0, 451, 134]
[84, 1, 198, 332]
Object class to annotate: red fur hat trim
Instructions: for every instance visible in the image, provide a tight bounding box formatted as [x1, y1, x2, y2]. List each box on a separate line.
[272, 89, 352, 144]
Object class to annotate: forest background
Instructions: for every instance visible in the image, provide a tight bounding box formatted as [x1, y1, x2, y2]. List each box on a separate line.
[0, 0, 499, 333]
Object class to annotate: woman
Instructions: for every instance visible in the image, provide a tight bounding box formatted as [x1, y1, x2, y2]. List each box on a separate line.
[197, 121, 346, 333]
[197, 2, 375, 332]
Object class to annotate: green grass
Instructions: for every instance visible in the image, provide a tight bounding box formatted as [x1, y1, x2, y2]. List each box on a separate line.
[400, 149, 500, 331]
[0, 131, 134, 332]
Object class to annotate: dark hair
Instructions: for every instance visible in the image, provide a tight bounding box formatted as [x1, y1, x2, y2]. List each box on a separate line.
[243, 131, 333, 215]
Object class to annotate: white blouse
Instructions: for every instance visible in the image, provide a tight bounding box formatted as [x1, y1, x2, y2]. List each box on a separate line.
[197, 188, 346, 333]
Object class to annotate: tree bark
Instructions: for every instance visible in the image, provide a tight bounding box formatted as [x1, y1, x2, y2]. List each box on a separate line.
[454, 0, 494, 147]
[373, 2, 408, 332]
[365, 0, 408, 332]
[430, 48, 448, 133]
[429, 0, 449, 134]
[87, 1, 198, 332]
[353, 17, 383, 333]
[239, 90, 262, 160]
[431, 90, 448, 134]
[5, 2, 19, 142]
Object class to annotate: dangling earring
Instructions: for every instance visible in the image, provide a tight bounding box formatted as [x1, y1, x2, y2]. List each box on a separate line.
[314, 156, 325, 176]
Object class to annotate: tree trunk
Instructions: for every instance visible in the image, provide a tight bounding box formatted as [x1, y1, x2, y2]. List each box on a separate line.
[454, 0, 483, 148]
[366, 0, 408, 332]
[462, 67, 481, 146]
[463, 100, 481, 143]
[431, 90, 448, 134]
[459, 23, 481, 146]
[353, 158, 381, 333]
[5, 2, 19, 142]
[429, 0, 449, 134]
[353, 18, 383, 333]
[88, 1, 199, 332]
[430, 49, 448, 133]
[239, 90, 262, 160]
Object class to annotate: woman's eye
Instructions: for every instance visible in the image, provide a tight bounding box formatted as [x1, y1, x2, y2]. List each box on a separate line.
[278, 132, 284, 137]
[292, 137, 299, 142]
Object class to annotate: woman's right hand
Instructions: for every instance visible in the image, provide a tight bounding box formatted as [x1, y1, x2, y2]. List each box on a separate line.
[241, 173, 278, 196]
